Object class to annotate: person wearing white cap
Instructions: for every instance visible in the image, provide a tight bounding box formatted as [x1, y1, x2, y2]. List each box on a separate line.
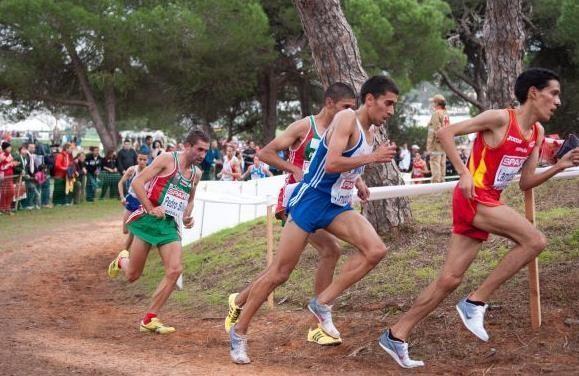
[426, 94, 450, 183]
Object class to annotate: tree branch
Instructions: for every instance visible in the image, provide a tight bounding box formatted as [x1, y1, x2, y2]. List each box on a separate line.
[438, 69, 486, 111]
[448, 69, 480, 92]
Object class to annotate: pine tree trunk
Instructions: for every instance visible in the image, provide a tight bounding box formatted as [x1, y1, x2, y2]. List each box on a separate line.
[483, 0, 525, 109]
[294, 0, 411, 234]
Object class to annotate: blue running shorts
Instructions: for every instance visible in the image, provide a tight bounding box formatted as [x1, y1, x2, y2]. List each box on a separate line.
[287, 183, 352, 233]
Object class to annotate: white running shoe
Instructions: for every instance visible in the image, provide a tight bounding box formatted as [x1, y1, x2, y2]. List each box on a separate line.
[307, 297, 340, 339]
[229, 326, 251, 364]
[378, 330, 425, 368]
[175, 273, 184, 291]
[456, 297, 489, 341]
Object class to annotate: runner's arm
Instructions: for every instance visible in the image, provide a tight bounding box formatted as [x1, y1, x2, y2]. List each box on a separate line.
[355, 176, 370, 202]
[183, 167, 201, 228]
[258, 119, 309, 178]
[438, 109, 506, 199]
[131, 153, 172, 213]
[240, 168, 251, 180]
[117, 167, 135, 200]
[519, 126, 579, 190]
[325, 111, 396, 173]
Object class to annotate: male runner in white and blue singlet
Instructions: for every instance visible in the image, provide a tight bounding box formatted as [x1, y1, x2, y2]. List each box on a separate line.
[228, 76, 399, 364]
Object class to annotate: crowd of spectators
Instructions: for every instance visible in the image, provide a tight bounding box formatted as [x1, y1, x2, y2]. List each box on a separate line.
[395, 142, 469, 183]
[0, 134, 278, 215]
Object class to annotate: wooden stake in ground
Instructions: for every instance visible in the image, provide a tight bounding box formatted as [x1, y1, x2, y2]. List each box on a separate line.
[266, 204, 274, 309]
[524, 189, 541, 329]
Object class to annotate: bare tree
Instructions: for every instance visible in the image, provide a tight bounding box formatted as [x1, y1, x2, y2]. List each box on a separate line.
[293, 0, 411, 235]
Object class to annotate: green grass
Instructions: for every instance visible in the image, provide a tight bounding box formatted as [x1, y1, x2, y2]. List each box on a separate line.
[0, 199, 121, 244]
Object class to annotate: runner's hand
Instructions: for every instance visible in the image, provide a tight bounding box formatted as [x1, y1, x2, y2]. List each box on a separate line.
[183, 216, 194, 229]
[458, 173, 477, 200]
[149, 206, 165, 218]
[556, 147, 579, 169]
[356, 182, 370, 203]
[121, 199, 126, 206]
[372, 143, 397, 164]
[292, 167, 304, 182]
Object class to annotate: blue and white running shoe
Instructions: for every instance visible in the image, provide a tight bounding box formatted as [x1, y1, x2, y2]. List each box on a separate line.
[378, 330, 425, 368]
[456, 297, 489, 341]
[307, 297, 340, 339]
[229, 325, 251, 364]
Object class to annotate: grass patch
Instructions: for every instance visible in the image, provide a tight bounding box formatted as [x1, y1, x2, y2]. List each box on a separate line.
[0, 199, 121, 245]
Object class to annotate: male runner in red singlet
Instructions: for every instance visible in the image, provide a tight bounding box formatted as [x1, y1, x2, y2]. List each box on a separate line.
[107, 130, 209, 334]
[224, 83, 357, 345]
[379, 68, 579, 368]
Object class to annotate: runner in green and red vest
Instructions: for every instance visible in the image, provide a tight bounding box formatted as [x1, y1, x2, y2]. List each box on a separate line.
[107, 129, 209, 334]
[224, 83, 357, 346]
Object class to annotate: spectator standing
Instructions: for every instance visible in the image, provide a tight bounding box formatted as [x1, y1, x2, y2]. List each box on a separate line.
[100, 151, 120, 199]
[27, 143, 42, 209]
[85, 146, 102, 202]
[242, 141, 257, 172]
[139, 135, 153, 164]
[151, 140, 164, 160]
[0, 141, 19, 214]
[117, 139, 138, 194]
[39, 144, 57, 207]
[398, 143, 411, 172]
[53, 143, 73, 206]
[117, 139, 138, 176]
[201, 140, 223, 180]
[16, 144, 40, 209]
[218, 145, 241, 181]
[426, 94, 450, 183]
[73, 152, 87, 204]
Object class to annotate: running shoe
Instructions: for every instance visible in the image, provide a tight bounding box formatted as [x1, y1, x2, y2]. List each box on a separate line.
[107, 250, 129, 279]
[378, 330, 425, 368]
[175, 273, 184, 291]
[139, 317, 176, 334]
[307, 325, 342, 346]
[456, 297, 489, 341]
[307, 297, 340, 339]
[229, 325, 250, 364]
[224, 293, 242, 334]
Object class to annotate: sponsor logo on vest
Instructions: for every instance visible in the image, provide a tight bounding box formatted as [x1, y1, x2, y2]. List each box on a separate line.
[507, 135, 523, 144]
[515, 147, 528, 153]
[167, 186, 187, 200]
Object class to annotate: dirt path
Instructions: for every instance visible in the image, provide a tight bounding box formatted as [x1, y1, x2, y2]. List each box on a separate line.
[1, 218, 578, 375]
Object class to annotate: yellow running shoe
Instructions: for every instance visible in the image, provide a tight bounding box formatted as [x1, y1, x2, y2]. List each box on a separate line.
[307, 325, 342, 346]
[107, 250, 129, 279]
[139, 317, 176, 334]
[224, 293, 242, 333]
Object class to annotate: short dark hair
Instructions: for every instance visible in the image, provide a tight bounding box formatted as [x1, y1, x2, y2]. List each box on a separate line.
[324, 82, 356, 102]
[184, 129, 210, 146]
[145, 135, 153, 141]
[137, 150, 148, 156]
[124, 139, 131, 143]
[515, 68, 560, 104]
[360, 75, 399, 103]
[20, 143, 29, 151]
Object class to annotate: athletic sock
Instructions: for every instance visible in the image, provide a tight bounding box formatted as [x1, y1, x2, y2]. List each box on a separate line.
[466, 298, 486, 306]
[143, 312, 157, 324]
[388, 330, 405, 343]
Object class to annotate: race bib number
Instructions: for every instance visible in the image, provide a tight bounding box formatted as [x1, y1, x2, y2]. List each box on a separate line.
[331, 178, 356, 207]
[493, 155, 527, 190]
[161, 184, 189, 218]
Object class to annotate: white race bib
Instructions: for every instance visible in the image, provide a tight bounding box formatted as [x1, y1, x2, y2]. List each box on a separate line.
[330, 177, 356, 207]
[493, 155, 526, 190]
[161, 184, 189, 218]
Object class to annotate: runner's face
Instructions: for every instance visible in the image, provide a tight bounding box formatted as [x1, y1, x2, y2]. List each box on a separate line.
[137, 155, 148, 167]
[186, 140, 209, 165]
[327, 98, 357, 117]
[533, 80, 561, 122]
[367, 92, 398, 126]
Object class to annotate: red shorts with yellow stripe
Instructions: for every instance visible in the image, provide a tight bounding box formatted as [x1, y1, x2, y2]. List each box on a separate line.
[452, 186, 503, 241]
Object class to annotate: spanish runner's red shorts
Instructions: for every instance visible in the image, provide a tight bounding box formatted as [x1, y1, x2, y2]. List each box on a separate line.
[452, 186, 502, 241]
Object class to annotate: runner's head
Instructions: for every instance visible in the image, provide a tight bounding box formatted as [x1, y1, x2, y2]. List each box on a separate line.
[225, 144, 235, 158]
[323, 82, 357, 117]
[183, 129, 210, 165]
[515, 68, 561, 122]
[137, 151, 148, 168]
[360, 75, 399, 127]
